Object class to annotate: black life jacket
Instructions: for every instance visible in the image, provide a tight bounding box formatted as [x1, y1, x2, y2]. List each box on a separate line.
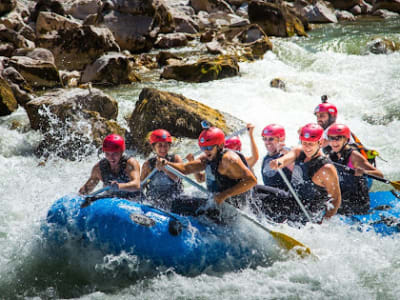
[261, 152, 292, 189]
[206, 149, 251, 208]
[329, 147, 369, 215]
[291, 151, 331, 218]
[145, 154, 183, 200]
[99, 155, 141, 198]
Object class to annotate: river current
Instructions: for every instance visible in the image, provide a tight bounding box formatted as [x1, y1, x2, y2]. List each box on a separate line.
[0, 18, 399, 299]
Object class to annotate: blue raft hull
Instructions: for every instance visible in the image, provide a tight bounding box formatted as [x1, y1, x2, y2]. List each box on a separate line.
[42, 195, 278, 274]
[345, 190, 400, 235]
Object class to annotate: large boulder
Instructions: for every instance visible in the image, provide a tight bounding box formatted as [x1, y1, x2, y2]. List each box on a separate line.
[0, 75, 18, 116]
[8, 56, 62, 89]
[25, 87, 118, 131]
[248, 0, 307, 37]
[25, 87, 122, 160]
[127, 87, 233, 155]
[161, 55, 239, 82]
[374, 0, 400, 12]
[102, 10, 155, 53]
[80, 52, 141, 85]
[36, 11, 81, 35]
[36, 25, 120, 71]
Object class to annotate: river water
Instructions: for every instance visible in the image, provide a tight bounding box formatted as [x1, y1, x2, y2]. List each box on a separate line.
[0, 18, 399, 299]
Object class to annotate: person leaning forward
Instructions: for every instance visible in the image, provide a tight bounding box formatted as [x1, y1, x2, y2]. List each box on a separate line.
[157, 127, 257, 209]
[79, 134, 141, 199]
[270, 123, 342, 223]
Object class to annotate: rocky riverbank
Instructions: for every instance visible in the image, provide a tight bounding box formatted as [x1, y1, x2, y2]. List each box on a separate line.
[0, 0, 399, 159]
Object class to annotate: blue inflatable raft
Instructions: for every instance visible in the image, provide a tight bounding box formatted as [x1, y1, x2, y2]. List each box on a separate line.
[345, 190, 400, 235]
[41, 194, 280, 275]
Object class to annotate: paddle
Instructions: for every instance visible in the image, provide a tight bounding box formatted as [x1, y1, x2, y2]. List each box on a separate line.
[332, 162, 400, 191]
[277, 168, 313, 223]
[80, 186, 111, 208]
[164, 164, 312, 257]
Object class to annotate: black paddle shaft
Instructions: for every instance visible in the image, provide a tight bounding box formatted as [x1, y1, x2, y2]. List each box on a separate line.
[332, 162, 390, 184]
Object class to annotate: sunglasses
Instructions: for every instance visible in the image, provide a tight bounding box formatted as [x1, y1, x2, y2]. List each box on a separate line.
[262, 137, 276, 142]
[200, 145, 216, 151]
[328, 136, 344, 141]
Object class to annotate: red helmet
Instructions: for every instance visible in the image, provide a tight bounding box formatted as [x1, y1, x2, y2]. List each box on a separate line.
[225, 136, 241, 151]
[198, 127, 225, 147]
[261, 124, 285, 140]
[102, 134, 125, 152]
[327, 123, 351, 139]
[314, 96, 337, 117]
[299, 123, 324, 142]
[149, 129, 172, 144]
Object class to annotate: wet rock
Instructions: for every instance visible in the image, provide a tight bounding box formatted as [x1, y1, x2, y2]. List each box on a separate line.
[326, 0, 360, 10]
[304, 2, 338, 23]
[335, 10, 356, 21]
[36, 25, 120, 71]
[0, 0, 16, 17]
[190, 0, 235, 14]
[0, 75, 18, 116]
[372, 8, 400, 17]
[60, 70, 81, 87]
[374, 0, 400, 12]
[13, 47, 55, 64]
[102, 10, 154, 53]
[35, 11, 81, 35]
[248, 0, 307, 37]
[127, 87, 232, 155]
[154, 33, 188, 49]
[8, 56, 62, 89]
[30, 0, 66, 23]
[0, 24, 34, 51]
[2, 66, 33, 106]
[270, 78, 286, 90]
[367, 37, 400, 54]
[156, 51, 182, 67]
[161, 55, 239, 82]
[80, 52, 141, 85]
[65, 0, 102, 20]
[25, 87, 118, 131]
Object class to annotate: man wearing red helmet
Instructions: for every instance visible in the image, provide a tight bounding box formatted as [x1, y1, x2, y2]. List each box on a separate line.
[79, 134, 141, 198]
[327, 124, 383, 215]
[140, 129, 183, 206]
[253, 124, 294, 221]
[158, 127, 257, 208]
[270, 123, 341, 223]
[187, 123, 259, 185]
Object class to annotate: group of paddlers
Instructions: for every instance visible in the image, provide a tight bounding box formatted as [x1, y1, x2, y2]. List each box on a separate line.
[79, 96, 383, 224]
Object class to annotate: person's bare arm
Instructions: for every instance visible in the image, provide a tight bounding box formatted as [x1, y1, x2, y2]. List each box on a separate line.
[214, 152, 257, 204]
[117, 158, 141, 191]
[351, 151, 384, 178]
[270, 147, 301, 170]
[245, 123, 259, 168]
[140, 160, 151, 182]
[186, 153, 205, 183]
[79, 163, 102, 195]
[314, 164, 341, 219]
[158, 157, 206, 175]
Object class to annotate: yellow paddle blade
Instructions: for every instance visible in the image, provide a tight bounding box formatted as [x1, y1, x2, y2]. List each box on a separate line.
[390, 181, 400, 191]
[269, 230, 312, 258]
